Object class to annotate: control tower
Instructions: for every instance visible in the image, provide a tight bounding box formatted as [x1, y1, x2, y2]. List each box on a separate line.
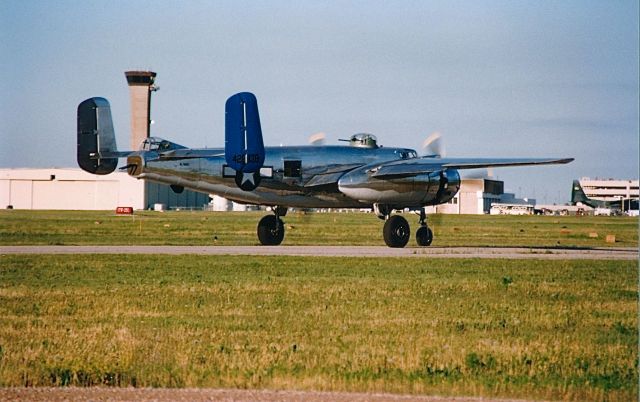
[125, 71, 157, 150]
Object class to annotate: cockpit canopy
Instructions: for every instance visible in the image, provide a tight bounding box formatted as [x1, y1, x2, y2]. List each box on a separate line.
[348, 133, 378, 148]
[139, 137, 174, 152]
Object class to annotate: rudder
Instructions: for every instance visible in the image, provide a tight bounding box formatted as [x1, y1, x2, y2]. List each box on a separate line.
[77, 97, 119, 175]
[224, 92, 265, 173]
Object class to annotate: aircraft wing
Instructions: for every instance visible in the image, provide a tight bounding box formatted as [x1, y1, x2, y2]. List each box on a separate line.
[304, 164, 364, 188]
[370, 157, 574, 179]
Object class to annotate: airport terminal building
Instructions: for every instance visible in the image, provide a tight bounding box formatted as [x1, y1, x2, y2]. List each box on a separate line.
[578, 177, 639, 202]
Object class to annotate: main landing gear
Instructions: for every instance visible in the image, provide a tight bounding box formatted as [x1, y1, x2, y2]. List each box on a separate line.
[255, 205, 432, 248]
[376, 204, 433, 248]
[257, 206, 287, 245]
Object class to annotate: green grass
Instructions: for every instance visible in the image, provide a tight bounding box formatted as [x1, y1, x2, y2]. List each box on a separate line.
[0, 255, 636, 400]
[0, 210, 637, 247]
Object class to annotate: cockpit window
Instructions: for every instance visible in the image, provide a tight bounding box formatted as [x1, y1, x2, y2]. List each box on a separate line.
[396, 150, 418, 159]
[158, 140, 172, 151]
[140, 137, 172, 152]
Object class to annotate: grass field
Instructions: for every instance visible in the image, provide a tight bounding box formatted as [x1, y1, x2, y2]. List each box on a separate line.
[0, 255, 637, 400]
[0, 210, 637, 247]
[0, 211, 637, 400]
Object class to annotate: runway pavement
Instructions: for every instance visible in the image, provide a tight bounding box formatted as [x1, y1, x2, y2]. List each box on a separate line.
[1, 245, 637, 259]
[0, 387, 532, 402]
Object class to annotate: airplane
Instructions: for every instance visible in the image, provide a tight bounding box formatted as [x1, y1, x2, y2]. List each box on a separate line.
[77, 92, 573, 247]
[571, 180, 638, 213]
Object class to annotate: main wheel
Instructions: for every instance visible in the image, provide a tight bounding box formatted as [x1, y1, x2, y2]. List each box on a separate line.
[383, 215, 410, 248]
[257, 215, 285, 245]
[416, 226, 433, 246]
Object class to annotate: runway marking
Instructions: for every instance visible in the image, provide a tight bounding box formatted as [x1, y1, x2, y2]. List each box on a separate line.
[0, 245, 636, 260]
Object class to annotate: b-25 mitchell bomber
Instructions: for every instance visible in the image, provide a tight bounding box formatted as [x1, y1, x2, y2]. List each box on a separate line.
[77, 92, 572, 247]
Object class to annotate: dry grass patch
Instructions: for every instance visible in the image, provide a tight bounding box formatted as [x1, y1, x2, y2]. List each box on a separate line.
[0, 254, 636, 400]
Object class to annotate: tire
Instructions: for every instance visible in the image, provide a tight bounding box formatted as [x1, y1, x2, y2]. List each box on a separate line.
[383, 215, 410, 248]
[257, 215, 285, 245]
[416, 226, 433, 247]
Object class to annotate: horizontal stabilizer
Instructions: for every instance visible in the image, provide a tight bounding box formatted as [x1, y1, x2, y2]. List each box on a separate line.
[156, 149, 224, 160]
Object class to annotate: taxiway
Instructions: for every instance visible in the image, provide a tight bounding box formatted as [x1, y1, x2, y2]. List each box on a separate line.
[1, 245, 636, 260]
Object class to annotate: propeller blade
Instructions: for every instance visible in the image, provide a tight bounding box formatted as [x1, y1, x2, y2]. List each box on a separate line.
[422, 132, 446, 157]
[309, 132, 327, 146]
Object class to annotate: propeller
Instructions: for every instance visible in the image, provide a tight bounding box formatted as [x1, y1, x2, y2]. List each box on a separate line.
[422, 132, 446, 158]
[422, 132, 493, 178]
[308, 132, 327, 146]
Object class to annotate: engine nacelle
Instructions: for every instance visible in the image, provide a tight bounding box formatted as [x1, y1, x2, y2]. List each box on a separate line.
[338, 167, 460, 208]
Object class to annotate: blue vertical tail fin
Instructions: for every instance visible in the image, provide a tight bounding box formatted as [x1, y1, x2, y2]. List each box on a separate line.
[225, 92, 265, 173]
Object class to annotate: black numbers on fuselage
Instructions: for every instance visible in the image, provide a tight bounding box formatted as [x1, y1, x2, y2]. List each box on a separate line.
[232, 154, 261, 164]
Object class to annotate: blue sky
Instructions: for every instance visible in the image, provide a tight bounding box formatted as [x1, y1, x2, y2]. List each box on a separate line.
[1, 1, 638, 203]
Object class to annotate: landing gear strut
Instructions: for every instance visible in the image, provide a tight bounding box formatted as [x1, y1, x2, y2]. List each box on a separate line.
[375, 204, 433, 248]
[257, 206, 287, 245]
[415, 208, 433, 247]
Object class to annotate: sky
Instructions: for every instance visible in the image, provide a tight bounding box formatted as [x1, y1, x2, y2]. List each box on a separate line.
[1, 0, 638, 204]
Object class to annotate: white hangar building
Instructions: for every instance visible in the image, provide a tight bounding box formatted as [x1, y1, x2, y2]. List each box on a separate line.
[0, 168, 209, 211]
[1, 168, 144, 210]
[426, 178, 523, 215]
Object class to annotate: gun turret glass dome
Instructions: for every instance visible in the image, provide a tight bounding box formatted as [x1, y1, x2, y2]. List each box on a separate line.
[349, 133, 378, 148]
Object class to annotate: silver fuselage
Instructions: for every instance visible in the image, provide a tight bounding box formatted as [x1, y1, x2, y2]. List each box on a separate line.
[130, 145, 460, 209]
